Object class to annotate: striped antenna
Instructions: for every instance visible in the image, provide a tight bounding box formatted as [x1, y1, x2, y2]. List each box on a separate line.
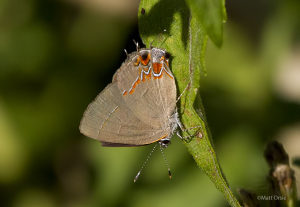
[159, 143, 172, 180]
[134, 144, 158, 183]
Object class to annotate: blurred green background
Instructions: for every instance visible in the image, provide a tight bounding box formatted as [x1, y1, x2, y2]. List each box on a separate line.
[0, 0, 300, 206]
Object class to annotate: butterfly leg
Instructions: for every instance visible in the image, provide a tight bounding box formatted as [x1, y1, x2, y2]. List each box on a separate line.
[176, 124, 203, 143]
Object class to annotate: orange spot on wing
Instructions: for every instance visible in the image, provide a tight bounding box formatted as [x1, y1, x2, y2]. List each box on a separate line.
[153, 63, 163, 74]
[146, 71, 151, 80]
[123, 91, 128, 96]
[140, 54, 150, 66]
[142, 68, 152, 82]
[129, 78, 141, 94]
[133, 57, 140, 66]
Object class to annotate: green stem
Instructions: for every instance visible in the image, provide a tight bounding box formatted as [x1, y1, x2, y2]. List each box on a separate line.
[138, 0, 241, 206]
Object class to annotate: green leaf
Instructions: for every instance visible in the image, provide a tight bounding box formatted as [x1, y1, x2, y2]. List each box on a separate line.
[185, 0, 225, 47]
[138, 0, 240, 207]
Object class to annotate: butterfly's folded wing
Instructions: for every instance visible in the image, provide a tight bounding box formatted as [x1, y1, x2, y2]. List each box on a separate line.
[114, 60, 177, 130]
[79, 83, 168, 146]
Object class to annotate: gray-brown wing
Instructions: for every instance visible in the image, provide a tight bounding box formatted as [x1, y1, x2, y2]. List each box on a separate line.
[114, 62, 177, 130]
[79, 83, 169, 145]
